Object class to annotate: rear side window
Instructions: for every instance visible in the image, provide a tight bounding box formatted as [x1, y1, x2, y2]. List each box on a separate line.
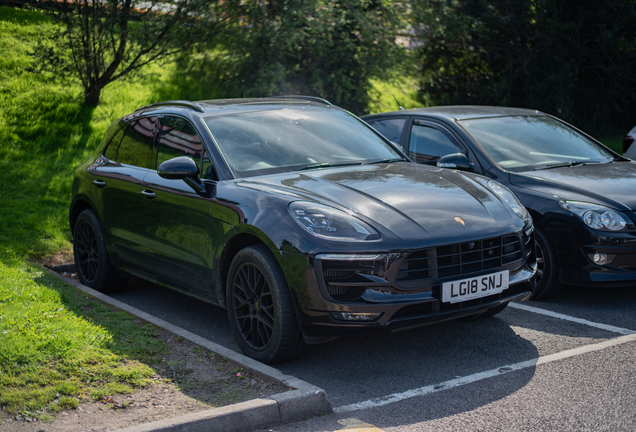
[156, 116, 203, 169]
[103, 127, 125, 160]
[117, 117, 159, 168]
[368, 118, 406, 143]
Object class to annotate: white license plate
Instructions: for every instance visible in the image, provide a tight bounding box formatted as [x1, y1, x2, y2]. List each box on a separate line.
[442, 270, 509, 303]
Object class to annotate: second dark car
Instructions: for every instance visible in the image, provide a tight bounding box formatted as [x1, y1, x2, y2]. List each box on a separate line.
[364, 106, 636, 299]
[71, 98, 536, 363]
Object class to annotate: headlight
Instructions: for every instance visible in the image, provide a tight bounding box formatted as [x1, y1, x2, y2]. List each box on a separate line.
[289, 201, 380, 241]
[559, 201, 634, 231]
[488, 180, 529, 220]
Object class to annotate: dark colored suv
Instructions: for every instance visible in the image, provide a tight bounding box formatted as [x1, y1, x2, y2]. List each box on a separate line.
[71, 98, 535, 363]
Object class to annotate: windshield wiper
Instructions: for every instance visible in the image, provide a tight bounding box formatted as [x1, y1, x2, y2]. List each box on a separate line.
[533, 160, 604, 171]
[364, 158, 405, 165]
[293, 161, 364, 172]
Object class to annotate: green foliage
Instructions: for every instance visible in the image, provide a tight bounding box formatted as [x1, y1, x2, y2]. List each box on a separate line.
[598, 136, 624, 155]
[368, 77, 422, 114]
[412, 0, 636, 137]
[31, 0, 216, 104]
[165, 0, 408, 115]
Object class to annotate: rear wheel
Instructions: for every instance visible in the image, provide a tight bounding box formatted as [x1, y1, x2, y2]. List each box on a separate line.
[226, 245, 305, 364]
[532, 227, 562, 299]
[73, 209, 128, 292]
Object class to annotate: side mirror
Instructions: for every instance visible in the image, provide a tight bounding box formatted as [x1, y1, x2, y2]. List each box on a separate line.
[158, 156, 204, 192]
[437, 153, 472, 171]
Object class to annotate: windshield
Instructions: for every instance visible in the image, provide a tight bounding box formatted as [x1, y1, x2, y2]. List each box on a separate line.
[204, 107, 402, 178]
[459, 116, 613, 171]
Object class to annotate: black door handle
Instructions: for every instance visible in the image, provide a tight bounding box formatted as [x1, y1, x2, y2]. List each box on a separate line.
[93, 179, 107, 188]
[141, 190, 157, 199]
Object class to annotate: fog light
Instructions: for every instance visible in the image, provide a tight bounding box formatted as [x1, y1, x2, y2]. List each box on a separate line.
[594, 253, 607, 265]
[330, 312, 382, 322]
[588, 253, 615, 266]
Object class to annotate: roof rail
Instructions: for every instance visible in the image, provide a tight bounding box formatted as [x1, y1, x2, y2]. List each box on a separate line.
[136, 100, 205, 113]
[268, 95, 332, 106]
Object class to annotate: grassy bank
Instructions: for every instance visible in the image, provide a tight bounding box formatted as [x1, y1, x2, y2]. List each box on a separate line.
[0, 6, 173, 419]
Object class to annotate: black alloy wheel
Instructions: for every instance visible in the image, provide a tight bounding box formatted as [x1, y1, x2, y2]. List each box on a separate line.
[531, 227, 562, 299]
[73, 209, 127, 292]
[226, 245, 304, 363]
[233, 262, 275, 349]
[74, 217, 99, 284]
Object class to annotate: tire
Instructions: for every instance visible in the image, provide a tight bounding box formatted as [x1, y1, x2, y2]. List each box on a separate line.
[531, 227, 563, 299]
[469, 302, 509, 320]
[226, 245, 305, 364]
[73, 209, 128, 292]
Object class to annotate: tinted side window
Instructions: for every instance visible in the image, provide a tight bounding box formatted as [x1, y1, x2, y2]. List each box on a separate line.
[409, 124, 464, 163]
[103, 127, 125, 160]
[368, 118, 406, 143]
[156, 116, 203, 169]
[117, 117, 158, 168]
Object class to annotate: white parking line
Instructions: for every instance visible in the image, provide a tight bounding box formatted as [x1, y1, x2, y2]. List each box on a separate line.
[509, 302, 636, 335]
[334, 332, 636, 413]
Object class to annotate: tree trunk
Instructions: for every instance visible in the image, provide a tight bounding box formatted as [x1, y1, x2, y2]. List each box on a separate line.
[84, 84, 103, 105]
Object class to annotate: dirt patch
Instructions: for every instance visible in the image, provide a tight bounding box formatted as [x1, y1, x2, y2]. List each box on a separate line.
[39, 251, 74, 269]
[0, 286, 289, 432]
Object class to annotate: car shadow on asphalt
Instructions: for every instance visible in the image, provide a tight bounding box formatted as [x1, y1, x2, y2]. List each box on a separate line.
[277, 315, 539, 408]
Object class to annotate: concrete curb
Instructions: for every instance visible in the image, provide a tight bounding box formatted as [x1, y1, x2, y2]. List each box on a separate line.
[42, 266, 332, 432]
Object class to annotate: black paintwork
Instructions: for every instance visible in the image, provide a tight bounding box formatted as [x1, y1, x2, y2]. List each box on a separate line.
[70, 99, 535, 342]
[363, 106, 636, 287]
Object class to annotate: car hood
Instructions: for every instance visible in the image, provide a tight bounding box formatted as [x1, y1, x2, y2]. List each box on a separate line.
[230, 163, 522, 242]
[510, 161, 636, 211]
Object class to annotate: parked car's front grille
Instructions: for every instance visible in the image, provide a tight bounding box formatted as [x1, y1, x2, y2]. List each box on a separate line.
[398, 235, 523, 282]
[317, 233, 528, 301]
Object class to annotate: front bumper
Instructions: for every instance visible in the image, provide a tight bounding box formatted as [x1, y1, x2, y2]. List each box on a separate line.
[545, 219, 636, 287]
[281, 230, 536, 340]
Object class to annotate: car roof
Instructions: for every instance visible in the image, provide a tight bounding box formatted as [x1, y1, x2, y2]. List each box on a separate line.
[129, 97, 336, 119]
[364, 105, 544, 121]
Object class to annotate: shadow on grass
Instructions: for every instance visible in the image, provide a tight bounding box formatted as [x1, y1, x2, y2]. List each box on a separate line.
[27, 270, 272, 409]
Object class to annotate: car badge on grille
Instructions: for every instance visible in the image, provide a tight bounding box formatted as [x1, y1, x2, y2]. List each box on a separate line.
[454, 216, 465, 225]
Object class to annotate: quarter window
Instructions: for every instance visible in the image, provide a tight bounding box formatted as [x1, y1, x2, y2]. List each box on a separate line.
[103, 127, 125, 160]
[117, 117, 158, 168]
[409, 124, 464, 164]
[156, 116, 203, 169]
[201, 148, 217, 180]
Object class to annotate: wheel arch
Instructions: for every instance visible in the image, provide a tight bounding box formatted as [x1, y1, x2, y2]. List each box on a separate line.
[69, 197, 94, 236]
[219, 232, 272, 303]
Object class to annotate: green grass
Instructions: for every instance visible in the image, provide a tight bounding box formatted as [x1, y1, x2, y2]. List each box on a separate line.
[0, 255, 166, 418]
[0, 6, 174, 418]
[0, 7, 177, 259]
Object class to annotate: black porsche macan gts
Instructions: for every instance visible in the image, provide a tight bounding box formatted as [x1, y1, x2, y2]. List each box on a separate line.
[70, 97, 536, 363]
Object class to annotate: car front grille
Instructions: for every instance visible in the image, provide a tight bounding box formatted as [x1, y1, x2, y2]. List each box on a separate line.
[398, 235, 523, 282]
[317, 233, 529, 302]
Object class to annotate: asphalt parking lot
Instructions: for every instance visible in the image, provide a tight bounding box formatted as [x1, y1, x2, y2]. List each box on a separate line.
[110, 279, 636, 431]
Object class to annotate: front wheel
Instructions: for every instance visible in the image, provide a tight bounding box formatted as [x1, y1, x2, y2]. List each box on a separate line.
[73, 209, 128, 292]
[226, 245, 305, 364]
[531, 227, 562, 300]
